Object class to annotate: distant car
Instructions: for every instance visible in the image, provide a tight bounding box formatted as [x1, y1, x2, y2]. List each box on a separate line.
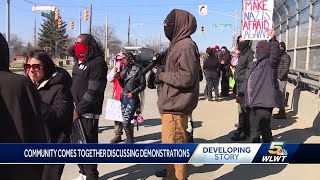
[123, 47, 155, 68]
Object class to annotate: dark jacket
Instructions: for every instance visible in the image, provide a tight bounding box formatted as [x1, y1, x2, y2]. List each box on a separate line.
[0, 33, 46, 180]
[219, 50, 231, 74]
[277, 52, 291, 81]
[37, 67, 73, 143]
[203, 55, 220, 79]
[118, 64, 146, 97]
[71, 57, 108, 116]
[157, 9, 200, 115]
[234, 48, 254, 83]
[239, 38, 280, 108]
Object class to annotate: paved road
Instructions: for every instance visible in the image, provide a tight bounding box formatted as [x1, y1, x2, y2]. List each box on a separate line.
[59, 80, 320, 180]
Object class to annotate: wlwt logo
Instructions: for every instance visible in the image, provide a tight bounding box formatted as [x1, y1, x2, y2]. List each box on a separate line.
[262, 141, 288, 163]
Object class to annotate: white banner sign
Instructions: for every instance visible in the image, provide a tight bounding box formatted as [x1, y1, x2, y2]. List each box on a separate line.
[241, 0, 274, 40]
[189, 144, 261, 164]
[32, 6, 55, 12]
[105, 99, 123, 122]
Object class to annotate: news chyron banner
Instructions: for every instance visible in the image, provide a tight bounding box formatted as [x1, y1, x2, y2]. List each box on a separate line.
[0, 142, 318, 164]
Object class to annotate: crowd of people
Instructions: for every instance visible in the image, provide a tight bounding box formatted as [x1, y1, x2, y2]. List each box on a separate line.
[0, 7, 292, 180]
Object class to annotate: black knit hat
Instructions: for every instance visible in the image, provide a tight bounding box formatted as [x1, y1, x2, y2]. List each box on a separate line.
[279, 42, 286, 51]
[123, 51, 138, 64]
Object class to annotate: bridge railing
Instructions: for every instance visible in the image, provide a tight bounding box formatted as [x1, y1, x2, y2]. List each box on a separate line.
[288, 68, 320, 96]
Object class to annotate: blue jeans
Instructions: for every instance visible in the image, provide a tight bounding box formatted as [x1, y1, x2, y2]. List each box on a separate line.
[121, 94, 138, 128]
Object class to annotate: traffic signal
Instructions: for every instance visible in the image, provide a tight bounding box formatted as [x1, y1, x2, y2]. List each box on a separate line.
[70, 20, 74, 30]
[58, 17, 62, 29]
[200, 26, 205, 33]
[84, 8, 89, 21]
[54, 8, 59, 21]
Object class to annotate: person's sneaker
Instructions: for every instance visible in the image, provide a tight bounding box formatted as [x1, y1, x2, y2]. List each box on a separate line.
[72, 174, 86, 180]
[155, 169, 167, 177]
[110, 135, 122, 143]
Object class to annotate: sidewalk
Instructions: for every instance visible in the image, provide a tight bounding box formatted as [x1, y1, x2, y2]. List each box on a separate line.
[62, 81, 320, 180]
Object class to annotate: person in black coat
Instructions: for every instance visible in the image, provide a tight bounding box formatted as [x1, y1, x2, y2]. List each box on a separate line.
[24, 49, 73, 180]
[273, 42, 291, 119]
[237, 29, 280, 143]
[71, 34, 108, 180]
[231, 36, 254, 141]
[219, 46, 231, 97]
[0, 33, 47, 180]
[203, 47, 220, 101]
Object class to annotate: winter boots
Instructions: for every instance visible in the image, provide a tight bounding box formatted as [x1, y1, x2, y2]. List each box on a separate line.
[110, 134, 122, 143]
[273, 110, 287, 119]
[124, 125, 134, 143]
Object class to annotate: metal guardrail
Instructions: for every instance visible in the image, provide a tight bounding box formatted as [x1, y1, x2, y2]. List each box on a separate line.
[288, 68, 320, 96]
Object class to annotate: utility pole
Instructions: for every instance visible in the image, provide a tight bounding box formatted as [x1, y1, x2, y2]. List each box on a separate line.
[34, 19, 36, 47]
[89, 4, 92, 34]
[127, 16, 130, 46]
[6, 0, 10, 44]
[79, 11, 82, 34]
[136, 39, 137, 46]
[105, 14, 108, 61]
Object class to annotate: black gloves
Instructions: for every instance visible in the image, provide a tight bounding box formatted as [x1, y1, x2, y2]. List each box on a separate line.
[236, 92, 244, 104]
[155, 65, 165, 84]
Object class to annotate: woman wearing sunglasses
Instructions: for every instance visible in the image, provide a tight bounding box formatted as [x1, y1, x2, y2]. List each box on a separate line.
[115, 51, 146, 143]
[24, 49, 73, 180]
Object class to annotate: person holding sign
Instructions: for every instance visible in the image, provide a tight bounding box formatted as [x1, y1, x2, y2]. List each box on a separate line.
[109, 53, 125, 143]
[115, 52, 146, 143]
[237, 29, 280, 143]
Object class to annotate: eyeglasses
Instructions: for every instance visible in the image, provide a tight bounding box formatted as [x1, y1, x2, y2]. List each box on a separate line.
[164, 19, 174, 26]
[24, 64, 43, 71]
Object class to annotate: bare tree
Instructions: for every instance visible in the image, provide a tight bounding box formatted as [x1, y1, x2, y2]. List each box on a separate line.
[1, 33, 26, 55]
[92, 25, 122, 55]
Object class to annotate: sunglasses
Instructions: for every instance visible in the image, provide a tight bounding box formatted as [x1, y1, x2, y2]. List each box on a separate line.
[24, 64, 43, 71]
[117, 57, 128, 61]
[164, 19, 175, 26]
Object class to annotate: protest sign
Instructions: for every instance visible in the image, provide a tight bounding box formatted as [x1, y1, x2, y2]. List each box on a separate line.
[242, 0, 274, 40]
[105, 99, 123, 122]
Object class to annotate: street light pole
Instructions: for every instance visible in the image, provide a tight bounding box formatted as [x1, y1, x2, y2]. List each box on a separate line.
[6, 0, 10, 44]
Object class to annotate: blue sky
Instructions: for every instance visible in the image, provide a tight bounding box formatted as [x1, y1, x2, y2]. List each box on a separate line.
[0, 0, 242, 51]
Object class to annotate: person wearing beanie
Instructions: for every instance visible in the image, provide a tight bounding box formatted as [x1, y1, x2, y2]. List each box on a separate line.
[237, 29, 280, 143]
[273, 42, 291, 119]
[115, 51, 146, 143]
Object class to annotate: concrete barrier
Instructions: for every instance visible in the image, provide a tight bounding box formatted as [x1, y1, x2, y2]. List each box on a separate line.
[286, 84, 320, 133]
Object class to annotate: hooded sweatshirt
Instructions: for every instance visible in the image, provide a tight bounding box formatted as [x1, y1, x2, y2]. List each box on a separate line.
[158, 9, 200, 115]
[0, 33, 46, 179]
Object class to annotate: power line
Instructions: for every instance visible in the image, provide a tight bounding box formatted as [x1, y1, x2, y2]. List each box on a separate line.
[23, 0, 35, 4]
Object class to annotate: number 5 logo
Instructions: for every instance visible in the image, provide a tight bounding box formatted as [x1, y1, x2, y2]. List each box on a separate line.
[268, 141, 285, 155]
